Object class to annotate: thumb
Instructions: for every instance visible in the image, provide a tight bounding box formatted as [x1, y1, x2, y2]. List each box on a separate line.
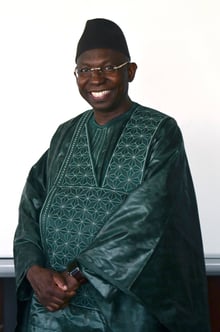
[53, 273, 68, 291]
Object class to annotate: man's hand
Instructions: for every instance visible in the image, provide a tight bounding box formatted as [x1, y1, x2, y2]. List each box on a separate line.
[26, 265, 80, 311]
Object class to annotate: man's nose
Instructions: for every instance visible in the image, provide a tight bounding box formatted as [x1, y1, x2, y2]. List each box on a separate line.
[90, 69, 106, 81]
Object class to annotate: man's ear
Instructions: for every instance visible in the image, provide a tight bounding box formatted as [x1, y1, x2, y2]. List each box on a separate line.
[128, 62, 137, 82]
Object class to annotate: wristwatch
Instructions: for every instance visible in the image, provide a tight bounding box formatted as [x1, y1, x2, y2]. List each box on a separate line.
[67, 262, 87, 284]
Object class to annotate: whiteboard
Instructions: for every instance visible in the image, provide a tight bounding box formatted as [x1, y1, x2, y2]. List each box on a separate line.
[0, 0, 219, 257]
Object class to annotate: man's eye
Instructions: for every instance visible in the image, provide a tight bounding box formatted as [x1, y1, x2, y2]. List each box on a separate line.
[103, 65, 115, 72]
[80, 67, 90, 73]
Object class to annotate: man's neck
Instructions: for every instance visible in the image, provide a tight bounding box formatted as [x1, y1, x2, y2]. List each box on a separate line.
[93, 100, 133, 125]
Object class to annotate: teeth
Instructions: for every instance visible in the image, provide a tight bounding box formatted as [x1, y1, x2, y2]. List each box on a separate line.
[91, 90, 109, 98]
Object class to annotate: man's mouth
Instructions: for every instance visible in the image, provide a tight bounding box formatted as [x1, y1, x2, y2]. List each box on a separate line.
[90, 90, 111, 99]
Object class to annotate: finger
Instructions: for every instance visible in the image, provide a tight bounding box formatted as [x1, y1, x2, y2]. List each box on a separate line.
[53, 275, 68, 291]
[63, 289, 77, 299]
[46, 295, 67, 310]
[46, 303, 61, 312]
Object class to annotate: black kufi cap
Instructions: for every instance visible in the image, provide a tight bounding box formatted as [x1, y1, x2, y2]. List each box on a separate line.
[75, 18, 130, 62]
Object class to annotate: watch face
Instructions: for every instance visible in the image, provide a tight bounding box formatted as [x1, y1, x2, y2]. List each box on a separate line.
[70, 266, 80, 276]
[68, 266, 87, 284]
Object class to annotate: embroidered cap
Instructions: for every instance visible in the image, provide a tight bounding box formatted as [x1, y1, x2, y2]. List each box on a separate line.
[75, 18, 130, 62]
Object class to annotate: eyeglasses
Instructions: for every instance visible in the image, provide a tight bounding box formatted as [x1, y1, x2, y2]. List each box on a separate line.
[74, 61, 129, 79]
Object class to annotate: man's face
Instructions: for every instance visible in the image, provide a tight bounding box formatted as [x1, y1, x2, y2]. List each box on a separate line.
[75, 49, 136, 113]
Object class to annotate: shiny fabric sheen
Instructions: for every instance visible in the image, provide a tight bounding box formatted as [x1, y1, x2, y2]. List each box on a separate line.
[14, 103, 211, 331]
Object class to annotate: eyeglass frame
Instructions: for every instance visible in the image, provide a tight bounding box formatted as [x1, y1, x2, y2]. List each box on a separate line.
[74, 61, 130, 79]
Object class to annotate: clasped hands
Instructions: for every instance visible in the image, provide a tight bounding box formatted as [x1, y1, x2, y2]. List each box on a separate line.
[27, 265, 81, 312]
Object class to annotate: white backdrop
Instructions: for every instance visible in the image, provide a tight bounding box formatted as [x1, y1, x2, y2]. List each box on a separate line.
[0, 0, 219, 257]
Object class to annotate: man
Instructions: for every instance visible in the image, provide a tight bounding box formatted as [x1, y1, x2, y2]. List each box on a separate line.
[14, 18, 211, 331]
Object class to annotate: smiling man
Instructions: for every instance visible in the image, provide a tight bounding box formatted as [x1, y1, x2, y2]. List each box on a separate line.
[14, 18, 211, 331]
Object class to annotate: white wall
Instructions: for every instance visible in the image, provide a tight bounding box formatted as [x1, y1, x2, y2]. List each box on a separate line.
[0, 0, 219, 257]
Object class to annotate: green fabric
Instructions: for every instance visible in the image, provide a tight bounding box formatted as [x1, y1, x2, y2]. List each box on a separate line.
[14, 103, 211, 331]
[87, 106, 133, 184]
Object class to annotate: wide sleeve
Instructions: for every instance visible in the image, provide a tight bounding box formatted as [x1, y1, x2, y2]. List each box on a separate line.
[77, 118, 210, 330]
[13, 114, 84, 301]
[13, 151, 48, 300]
